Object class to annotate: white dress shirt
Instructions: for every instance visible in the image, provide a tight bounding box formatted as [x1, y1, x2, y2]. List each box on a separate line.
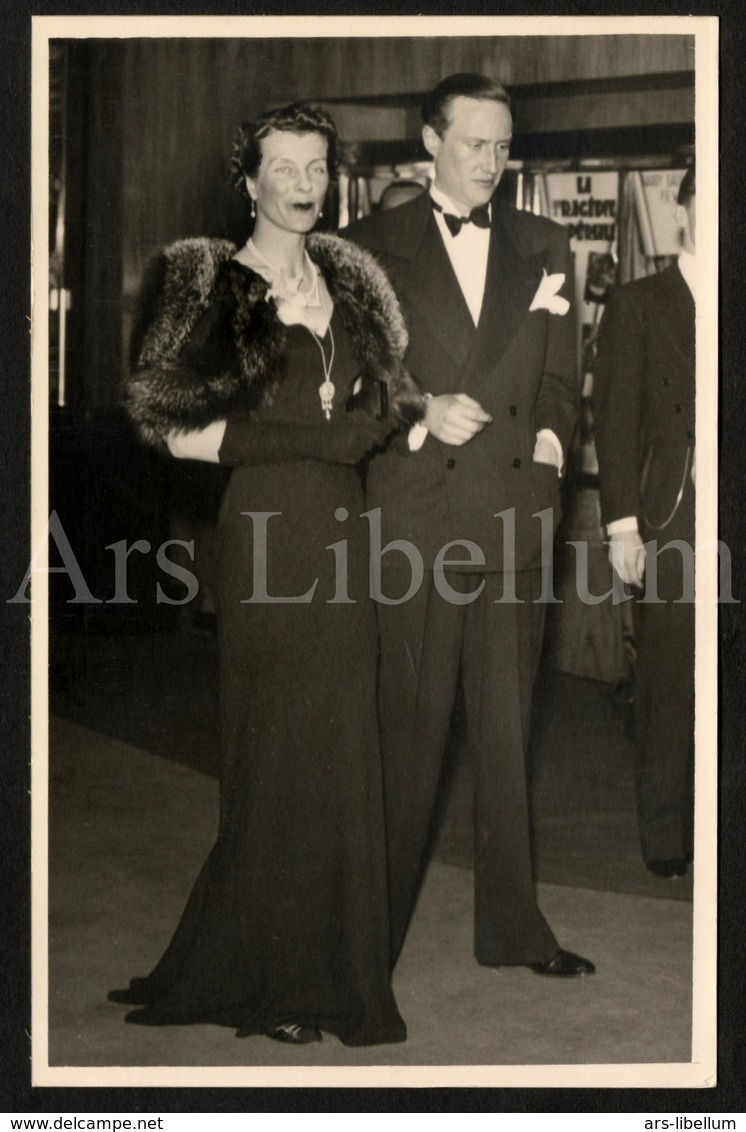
[429, 184, 491, 326]
[410, 186, 563, 471]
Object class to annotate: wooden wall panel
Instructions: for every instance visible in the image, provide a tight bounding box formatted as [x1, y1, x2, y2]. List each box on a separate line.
[118, 34, 695, 307]
[59, 34, 695, 409]
[483, 34, 693, 87]
[78, 42, 124, 409]
[122, 39, 259, 289]
[324, 82, 694, 148]
[515, 84, 694, 135]
[279, 34, 693, 99]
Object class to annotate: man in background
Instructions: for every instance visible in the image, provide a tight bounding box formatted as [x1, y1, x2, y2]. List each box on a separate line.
[593, 165, 696, 879]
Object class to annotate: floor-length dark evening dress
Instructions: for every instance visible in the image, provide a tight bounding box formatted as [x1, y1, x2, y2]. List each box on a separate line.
[117, 261, 406, 1046]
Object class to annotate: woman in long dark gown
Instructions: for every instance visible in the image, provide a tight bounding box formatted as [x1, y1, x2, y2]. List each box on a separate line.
[109, 103, 424, 1047]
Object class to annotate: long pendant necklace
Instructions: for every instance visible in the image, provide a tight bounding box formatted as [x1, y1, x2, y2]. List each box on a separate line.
[246, 238, 333, 418]
[308, 325, 336, 420]
[245, 239, 333, 418]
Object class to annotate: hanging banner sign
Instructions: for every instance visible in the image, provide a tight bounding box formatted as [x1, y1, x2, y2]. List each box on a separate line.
[546, 172, 619, 244]
[544, 171, 619, 320]
[635, 169, 689, 256]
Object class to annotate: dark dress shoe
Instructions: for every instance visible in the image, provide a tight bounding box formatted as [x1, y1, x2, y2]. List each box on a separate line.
[123, 1007, 166, 1026]
[529, 949, 596, 977]
[108, 978, 150, 1005]
[646, 859, 688, 879]
[264, 1021, 322, 1045]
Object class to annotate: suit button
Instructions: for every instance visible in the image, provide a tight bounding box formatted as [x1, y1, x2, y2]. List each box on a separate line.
[674, 403, 682, 413]
[685, 429, 694, 439]
[663, 378, 671, 386]
[513, 457, 522, 468]
[509, 405, 517, 416]
[446, 458, 456, 469]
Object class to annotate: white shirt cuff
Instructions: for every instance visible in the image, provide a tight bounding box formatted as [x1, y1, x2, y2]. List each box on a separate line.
[606, 516, 639, 535]
[408, 392, 432, 451]
[534, 429, 564, 476]
[166, 419, 227, 463]
[408, 422, 428, 452]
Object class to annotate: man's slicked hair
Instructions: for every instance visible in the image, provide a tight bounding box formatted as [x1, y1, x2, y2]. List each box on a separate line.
[422, 72, 512, 138]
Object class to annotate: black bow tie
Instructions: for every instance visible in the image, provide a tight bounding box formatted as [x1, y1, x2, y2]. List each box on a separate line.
[431, 199, 491, 236]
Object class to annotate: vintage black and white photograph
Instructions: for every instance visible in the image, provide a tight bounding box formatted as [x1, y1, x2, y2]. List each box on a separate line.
[29, 14, 718, 1088]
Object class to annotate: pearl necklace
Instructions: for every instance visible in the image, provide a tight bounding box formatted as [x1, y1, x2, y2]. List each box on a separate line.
[247, 239, 321, 309]
[246, 239, 334, 420]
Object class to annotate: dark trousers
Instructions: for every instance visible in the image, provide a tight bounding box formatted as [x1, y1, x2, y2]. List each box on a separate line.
[635, 493, 696, 863]
[376, 567, 559, 969]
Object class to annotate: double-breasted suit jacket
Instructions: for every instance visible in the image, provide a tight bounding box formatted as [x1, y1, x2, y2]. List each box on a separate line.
[348, 191, 578, 572]
[593, 260, 696, 865]
[345, 192, 580, 968]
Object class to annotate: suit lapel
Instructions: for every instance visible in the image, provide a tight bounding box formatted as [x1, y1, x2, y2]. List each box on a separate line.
[400, 198, 476, 368]
[651, 264, 695, 375]
[464, 205, 544, 381]
[377, 194, 546, 376]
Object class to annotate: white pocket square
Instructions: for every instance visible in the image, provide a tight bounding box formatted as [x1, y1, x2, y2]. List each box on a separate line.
[529, 269, 570, 316]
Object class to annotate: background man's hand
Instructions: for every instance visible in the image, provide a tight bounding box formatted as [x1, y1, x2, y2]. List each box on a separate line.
[425, 393, 492, 446]
[608, 530, 646, 588]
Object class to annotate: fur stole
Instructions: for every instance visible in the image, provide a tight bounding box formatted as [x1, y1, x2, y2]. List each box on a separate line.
[126, 234, 425, 447]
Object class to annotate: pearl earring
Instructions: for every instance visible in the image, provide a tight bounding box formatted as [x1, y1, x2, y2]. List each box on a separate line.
[250, 198, 256, 218]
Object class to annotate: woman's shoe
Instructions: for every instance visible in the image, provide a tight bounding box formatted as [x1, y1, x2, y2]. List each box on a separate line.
[265, 1021, 322, 1044]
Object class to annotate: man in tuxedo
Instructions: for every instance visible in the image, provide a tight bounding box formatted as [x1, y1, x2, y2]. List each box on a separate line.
[593, 165, 696, 879]
[346, 73, 594, 976]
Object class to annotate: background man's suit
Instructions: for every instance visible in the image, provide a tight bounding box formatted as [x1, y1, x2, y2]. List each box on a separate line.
[593, 261, 695, 866]
[347, 191, 578, 965]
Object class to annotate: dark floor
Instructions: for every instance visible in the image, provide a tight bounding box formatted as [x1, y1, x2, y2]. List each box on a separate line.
[50, 617, 693, 901]
[42, 617, 706, 1082]
[46, 714, 697, 1079]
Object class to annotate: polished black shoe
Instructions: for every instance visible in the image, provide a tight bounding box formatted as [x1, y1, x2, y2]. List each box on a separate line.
[529, 949, 596, 977]
[123, 1007, 166, 1026]
[107, 978, 150, 1005]
[108, 988, 140, 1005]
[646, 859, 688, 879]
[265, 1021, 322, 1045]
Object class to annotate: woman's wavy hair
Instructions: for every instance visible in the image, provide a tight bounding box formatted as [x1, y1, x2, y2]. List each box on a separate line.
[230, 102, 339, 199]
